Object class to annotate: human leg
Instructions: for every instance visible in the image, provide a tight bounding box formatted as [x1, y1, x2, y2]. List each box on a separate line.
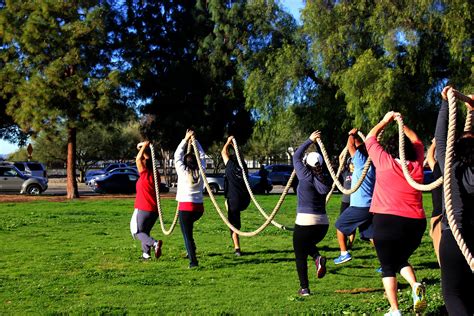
[440, 229, 473, 316]
[226, 201, 242, 253]
[135, 210, 158, 255]
[429, 214, 442, 265]
[179, 211, 203, 267]
[293, 224, 310, 289]
[382, 277, 399, 312]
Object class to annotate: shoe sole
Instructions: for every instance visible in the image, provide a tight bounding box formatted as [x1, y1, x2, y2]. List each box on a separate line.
[317, 256, 327, 278]
[155, 240, 163, 259]
[334, 256, 352, 265]
[413, 285, 427, 313]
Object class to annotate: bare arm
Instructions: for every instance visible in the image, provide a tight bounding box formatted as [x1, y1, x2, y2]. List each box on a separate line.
[402, 124, 420, 143]
[367, 111, 395, 139]
[346, 128, 358, 157]
[426, 139, 436, 171]
[136, 141, 150, 173]
[221, 136, 233, 165]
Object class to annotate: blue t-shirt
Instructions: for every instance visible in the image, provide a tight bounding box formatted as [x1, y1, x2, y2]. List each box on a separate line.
[350, 150, 375, 207]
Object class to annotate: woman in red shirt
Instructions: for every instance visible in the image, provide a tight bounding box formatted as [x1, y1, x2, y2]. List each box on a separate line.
[366, 111, 426, 316]
[130, 141, 163, 260]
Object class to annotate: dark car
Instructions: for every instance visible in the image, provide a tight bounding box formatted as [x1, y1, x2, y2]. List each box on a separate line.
[85, 163, 129, 182]
[86, 167, 138, 186]
[251, 164, 298, 191]
[91, 172, 169, 194]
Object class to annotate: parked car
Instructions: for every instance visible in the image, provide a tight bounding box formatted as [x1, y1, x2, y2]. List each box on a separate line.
[250, 164, 298, 191]
[1, 161, 48, 181]
[91, 172, 169, 194]
[86, 167, 139, 186]
[0, 165, 48, 195]
[85, 163, 129, 182]
[204, 173, 273, 194]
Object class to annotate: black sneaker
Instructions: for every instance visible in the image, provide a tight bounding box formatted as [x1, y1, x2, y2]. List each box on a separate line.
[234, 249, 242, 256]
[154, 240, 163, 259]
[298, 288, 310, 296]
[189, 261, 199, 268]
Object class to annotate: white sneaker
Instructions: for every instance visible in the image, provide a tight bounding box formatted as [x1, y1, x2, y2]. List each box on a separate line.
[142, 252, 151, 259]
[384, 309, 401, 316]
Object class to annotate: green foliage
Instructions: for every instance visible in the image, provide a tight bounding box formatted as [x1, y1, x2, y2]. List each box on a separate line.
[302, 0, 473, 140]
[0, 194, 444, 314]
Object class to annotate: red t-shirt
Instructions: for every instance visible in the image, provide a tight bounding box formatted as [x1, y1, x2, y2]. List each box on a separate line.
[134, 169, 158, 212]
[366, 136, 425, 219]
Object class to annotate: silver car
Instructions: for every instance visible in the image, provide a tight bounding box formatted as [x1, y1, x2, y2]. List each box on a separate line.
[0, 165, 48, 195]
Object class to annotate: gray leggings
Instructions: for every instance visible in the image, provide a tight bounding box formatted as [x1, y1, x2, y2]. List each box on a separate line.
[134, 209, 158, 254]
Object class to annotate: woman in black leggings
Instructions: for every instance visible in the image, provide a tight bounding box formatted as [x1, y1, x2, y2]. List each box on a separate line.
[292, 131, 331, 296]
[435, 87, 474, 315]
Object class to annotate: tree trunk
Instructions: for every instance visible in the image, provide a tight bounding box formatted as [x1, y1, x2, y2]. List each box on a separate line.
[67, 127, 79, 199]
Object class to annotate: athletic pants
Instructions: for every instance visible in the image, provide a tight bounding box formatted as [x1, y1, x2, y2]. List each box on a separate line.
[293, 224, 329, 288]
[135, 209, 158, 254]
[372, 214, 426, 278]
[179, 211, 203, 265]
[440, 229, 474, 316]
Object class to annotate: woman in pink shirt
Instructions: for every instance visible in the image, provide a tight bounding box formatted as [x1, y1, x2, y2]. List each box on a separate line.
[366, 111, 426, 316]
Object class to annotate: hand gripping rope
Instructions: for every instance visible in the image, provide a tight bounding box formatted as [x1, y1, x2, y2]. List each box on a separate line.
[231, 138, 295, 231]
[395, 93, 472, 192]
[443, 88, 474, 271]
[150, 144, 180, 235]
[316, 131, 373, 196]
[191, 137, 291, 237]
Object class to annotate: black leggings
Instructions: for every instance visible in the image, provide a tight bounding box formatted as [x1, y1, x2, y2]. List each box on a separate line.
[179, 211, 203, 265]
[293, 224, 329, 288]
[440, 229, 474, 316]
[373, 214, 426, 278]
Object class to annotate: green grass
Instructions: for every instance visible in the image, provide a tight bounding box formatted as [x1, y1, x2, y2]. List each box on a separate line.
[0, 193, 443, 314]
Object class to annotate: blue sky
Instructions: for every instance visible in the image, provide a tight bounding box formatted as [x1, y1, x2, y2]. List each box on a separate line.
[0, 0, 305, 156]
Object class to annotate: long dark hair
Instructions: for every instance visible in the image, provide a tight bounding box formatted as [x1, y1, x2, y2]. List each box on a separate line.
[385, 134, 417, 162]
[144, 146, 153, 171]
[455, 132, 474, 166]
[184, 153, 200, 184]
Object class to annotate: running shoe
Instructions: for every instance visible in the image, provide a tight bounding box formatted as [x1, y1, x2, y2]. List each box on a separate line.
[412, 282, 427, 313]
[384, 309, 401, 316]
[298, 288, 310, 296]
[315, 255, 327, 278]
[154, 240, 163, 259]
[333, 252, 352, 265]
[234, 249, 242, 257]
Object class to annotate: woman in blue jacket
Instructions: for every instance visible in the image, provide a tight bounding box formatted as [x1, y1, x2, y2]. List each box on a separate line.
[292, 131, 331, 296]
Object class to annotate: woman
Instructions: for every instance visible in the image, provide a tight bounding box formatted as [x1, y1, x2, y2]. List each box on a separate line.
[436, 87, 474, 315]
[292, 131, 331, 296]
[365, 111, 426, 316]
[130, 141, 163, 260]
[174, 129, 206, 268]
[221, 136, 251, 256]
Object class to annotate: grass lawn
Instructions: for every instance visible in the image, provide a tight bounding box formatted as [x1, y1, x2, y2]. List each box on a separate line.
[0, 193, 444, 314]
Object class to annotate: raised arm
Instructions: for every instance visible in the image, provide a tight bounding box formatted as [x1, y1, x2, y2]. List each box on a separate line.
[221, 136, 233, 165]
[367, 111, 396, 139]
[402, 124, 420, 144]
[293, 131, 320, 180]
[174, 129, 194, 175]
[136, 141, 150, 173]
[435, 87, 451, 172]
[346, 128, 358, 157]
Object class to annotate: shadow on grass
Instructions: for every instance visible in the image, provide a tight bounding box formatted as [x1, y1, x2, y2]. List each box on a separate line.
[206, 248, 293, 257]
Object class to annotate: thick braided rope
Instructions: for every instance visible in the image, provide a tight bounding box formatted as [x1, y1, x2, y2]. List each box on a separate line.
[395, 117, 444, 191]
[231, 138, 294, 231]
[191, 137, 289, 237]
[325, 147, 348, 204]
[444, 88, 474, 271]
[150, 144, 180, 235]
[325, 131, 368, 204]
[316, 138, 372, 195]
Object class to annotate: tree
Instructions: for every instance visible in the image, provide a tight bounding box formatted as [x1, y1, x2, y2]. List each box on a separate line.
[0, 1, 128, 198]
[302, 0, 473, 140]
[32, 121, 141, 182]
